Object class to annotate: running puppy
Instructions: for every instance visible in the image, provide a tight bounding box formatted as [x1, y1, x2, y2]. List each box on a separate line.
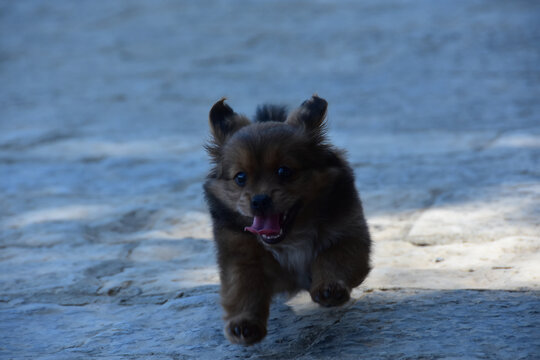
[204, 95, 371, 345]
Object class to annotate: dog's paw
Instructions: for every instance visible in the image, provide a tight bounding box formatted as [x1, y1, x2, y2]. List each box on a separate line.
[225, 317, 266, 345]
[310, 281, 350, 307]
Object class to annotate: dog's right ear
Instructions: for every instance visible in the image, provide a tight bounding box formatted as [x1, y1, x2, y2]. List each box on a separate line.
[209, 98, 250, 145]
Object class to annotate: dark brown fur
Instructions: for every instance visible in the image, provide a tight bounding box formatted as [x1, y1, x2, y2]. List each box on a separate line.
[204, 95, 371, 345]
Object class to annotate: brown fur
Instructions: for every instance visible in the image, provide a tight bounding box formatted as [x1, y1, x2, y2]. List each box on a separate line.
[204, 95, 371, 345]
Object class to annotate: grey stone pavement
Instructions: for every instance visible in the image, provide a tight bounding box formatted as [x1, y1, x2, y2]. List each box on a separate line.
[1, 0, 539, 358]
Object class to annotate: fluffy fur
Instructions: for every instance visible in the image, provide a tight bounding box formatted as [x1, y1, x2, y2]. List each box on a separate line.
[204, 95, 371, 345]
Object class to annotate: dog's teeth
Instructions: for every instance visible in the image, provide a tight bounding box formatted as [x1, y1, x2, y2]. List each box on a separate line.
[260, 229, 285, 242]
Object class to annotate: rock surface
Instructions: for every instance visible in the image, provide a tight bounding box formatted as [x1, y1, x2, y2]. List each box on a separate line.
[1, 0, 539, 358]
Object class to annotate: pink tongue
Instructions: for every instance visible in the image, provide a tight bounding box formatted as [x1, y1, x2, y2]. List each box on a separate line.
[244, 214, 281, 235]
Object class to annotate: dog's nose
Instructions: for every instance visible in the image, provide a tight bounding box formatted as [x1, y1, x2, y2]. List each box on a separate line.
[251, 194, 272, 213]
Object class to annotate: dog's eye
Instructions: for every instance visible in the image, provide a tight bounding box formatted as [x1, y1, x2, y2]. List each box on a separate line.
[277, 166, 292, 180]
[234, 172, 247, 187]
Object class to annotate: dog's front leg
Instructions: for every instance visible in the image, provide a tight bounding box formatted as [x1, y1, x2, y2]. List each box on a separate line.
[218, 243, 272, 345]
[220, 263, 271, 345]
[310, 235, 371, 307]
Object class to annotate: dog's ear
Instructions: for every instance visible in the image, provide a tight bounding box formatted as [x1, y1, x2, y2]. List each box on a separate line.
[286, 95, 328, 132]
[209, 98, 250, 145]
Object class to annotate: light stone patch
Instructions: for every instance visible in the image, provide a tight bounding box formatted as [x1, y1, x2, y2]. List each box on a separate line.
[406, 183, 540, 245]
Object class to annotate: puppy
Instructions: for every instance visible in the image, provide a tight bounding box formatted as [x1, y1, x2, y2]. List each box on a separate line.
[204, 95, 371, 345]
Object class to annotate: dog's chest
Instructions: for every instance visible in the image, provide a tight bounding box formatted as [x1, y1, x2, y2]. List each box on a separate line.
[267, 237, 316, 289]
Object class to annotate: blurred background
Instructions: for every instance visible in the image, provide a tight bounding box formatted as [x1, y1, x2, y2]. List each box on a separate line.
[1, 0, 539, 358]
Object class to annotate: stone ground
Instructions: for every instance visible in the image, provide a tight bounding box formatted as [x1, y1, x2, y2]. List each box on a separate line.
[1, 0, 539, 359]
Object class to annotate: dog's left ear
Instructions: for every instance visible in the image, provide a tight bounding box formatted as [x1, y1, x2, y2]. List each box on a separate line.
[286, 95, 328, 132]
[209, 98, 250, 145]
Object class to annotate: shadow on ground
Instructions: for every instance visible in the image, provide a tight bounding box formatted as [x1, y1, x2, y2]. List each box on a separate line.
[1, 283, 538, 359]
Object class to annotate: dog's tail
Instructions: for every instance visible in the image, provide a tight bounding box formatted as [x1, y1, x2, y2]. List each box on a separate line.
[255, 104, 288, 123]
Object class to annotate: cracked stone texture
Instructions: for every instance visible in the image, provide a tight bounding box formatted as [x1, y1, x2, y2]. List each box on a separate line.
[1, 0, 539, 359]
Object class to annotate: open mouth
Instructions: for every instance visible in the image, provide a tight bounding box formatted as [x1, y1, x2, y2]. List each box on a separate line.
[244, 202, 301, 244]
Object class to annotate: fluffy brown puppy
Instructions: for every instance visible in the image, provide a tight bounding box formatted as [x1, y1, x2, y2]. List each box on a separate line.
[204, 95, 371, 345]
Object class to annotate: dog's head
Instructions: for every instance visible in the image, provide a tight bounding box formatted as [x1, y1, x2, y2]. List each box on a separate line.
[205, 95, 339, 245]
